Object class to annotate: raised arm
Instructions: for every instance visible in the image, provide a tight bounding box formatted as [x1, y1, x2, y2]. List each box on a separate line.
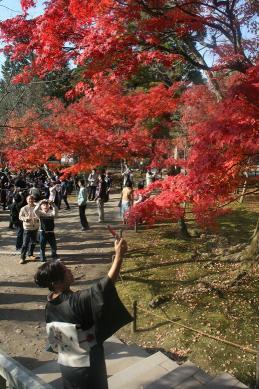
[108, 239, 128, 282]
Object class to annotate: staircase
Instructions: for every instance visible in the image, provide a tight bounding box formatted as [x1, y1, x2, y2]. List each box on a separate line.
[31, 336, 248, 389]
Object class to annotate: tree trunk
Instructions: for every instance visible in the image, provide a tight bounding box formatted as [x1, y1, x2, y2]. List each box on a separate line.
[242, 218, 259, 260]
[178, 217, 191, 238]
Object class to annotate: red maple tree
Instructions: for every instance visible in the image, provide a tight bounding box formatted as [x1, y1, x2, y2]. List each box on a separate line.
[0, 0, 258, 230]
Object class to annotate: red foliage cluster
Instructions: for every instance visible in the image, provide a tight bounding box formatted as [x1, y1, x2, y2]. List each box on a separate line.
[128, 66, 259, 226]
[3, 81, 180, 173]
[0, 0, 258, 227]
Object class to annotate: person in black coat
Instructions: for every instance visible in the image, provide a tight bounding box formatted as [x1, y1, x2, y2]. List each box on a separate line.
[34, 238, 131, 389]
[9, 194, 25, 250]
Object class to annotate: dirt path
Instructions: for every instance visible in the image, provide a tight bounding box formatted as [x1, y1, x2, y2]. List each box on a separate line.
[0, 193, 122, 370]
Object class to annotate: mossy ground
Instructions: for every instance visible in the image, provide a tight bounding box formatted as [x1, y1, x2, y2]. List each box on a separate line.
[116, 195, 259, 387]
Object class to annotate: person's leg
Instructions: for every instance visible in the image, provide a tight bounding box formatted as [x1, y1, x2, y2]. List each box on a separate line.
[39, 231, 47, 262]
[96, 198, 102, 222]
[47, 232, 57, 259]
[57, 193, 61, 209]
[28, 230, 37, 257]
[92, 186, 97, 200]
[87, 186, 91, 200]
[20, 230, 30, 262]
[99, 199, 104, 222]
[63, 195, 70, 209]
[79, 205, 89, 229]
[88, 186, 93, 201]
[16, 222, 24, 250]
[59, 365, 92, 389]
[89, 345, 108, 389]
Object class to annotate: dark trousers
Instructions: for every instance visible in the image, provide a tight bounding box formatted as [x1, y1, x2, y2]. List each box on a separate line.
[88, 186, 96, 201]
[59, 345, 108, 389]
[79, 205, 89, 228]
[39, 231, 57, 261]
[59, 195, 70, 209]
[15, 221, 24, 250]
[55, 193, 61, 209]
[21, 230, 37, 259]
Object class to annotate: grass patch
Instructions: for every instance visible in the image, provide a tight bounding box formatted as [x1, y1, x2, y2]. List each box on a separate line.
[117, 197, 259, 387]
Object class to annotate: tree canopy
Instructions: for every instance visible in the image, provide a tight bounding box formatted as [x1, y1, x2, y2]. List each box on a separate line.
[0, 0, 258, 226]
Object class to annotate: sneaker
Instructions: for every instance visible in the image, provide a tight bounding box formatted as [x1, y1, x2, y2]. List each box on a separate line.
[28, 255, 37, 260]
[19, 258, 26, 264]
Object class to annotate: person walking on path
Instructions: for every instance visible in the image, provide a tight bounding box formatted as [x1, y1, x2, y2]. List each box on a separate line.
[120, 180, 134, 224]
[104, 171, 112, 202]
[59, 179, 70, 210]
[34, 200, 58, 262]
[29, 182, 41, 202]
[19, 195, 39, 264]
[95, 174, 107, 223]
[121, 164, 133, 188]
[87, 169, 98, 201]
[145, 169, 155, 186]
[78, 180, 89, 230]
[34, 237, 131, 389]
[10, 193, 25, 251]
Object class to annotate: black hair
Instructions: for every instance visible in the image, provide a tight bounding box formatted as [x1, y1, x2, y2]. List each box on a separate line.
[34, 260, 66, 291]
[13, 194, 22, 203]
[137, 182, 144, 190]
[125, 179, 133, 188]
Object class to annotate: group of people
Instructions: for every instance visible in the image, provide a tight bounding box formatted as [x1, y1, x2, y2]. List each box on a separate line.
[16, 195, 58, 264]
[77, 170, 112, 230]
[0, 168, 114, 263]
[1, 164, 153, 265]
[0, 164, 163, 388]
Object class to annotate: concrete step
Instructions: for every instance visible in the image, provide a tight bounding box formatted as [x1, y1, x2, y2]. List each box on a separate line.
[144, 361, 208, 389]
[108, 351, 179, 389]
[33, 336, 149, 387]
[32, 360, 62, 389]
[201, 372, 248, 389]
[104, 338, 149, 376]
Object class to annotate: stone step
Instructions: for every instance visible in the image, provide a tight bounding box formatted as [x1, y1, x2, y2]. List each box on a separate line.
[201, 372, 248, 389]
[32, 360, 62, 389]
[108, 351, 179, 389]
[104, 338, 149, 376]
[33, 336, 149, 387]
[144, 361, 208, 389]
